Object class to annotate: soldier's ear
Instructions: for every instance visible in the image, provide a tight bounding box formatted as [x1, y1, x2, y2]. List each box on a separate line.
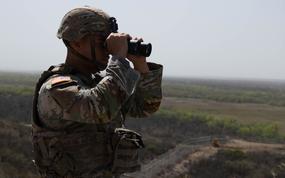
[70, 35, 91, 51]
[71, 36, 91, 50]
[70, 40, 82, 51]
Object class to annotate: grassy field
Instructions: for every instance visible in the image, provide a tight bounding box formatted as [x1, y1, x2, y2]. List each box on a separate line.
[161, 97, 285, 134]
[161, 77, 285, 135]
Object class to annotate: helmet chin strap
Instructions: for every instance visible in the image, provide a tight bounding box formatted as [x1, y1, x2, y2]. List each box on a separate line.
[63, 38, 107, 73]
[90, 35, 107, 71]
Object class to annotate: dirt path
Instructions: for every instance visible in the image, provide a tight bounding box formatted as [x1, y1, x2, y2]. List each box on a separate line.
[125, 136, 217, 178]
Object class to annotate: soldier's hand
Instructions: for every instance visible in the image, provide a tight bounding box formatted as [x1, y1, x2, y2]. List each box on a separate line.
[127, 37, 149, 74]
[106, 33, 130, 59]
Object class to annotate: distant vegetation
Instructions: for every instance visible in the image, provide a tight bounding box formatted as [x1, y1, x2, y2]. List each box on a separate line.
[163, 78, 285, 106]
[0, 85, 34, 95]
[0, 72, 37, 95]
[156, 109, 284, 141]
[0, 72, 38, 86]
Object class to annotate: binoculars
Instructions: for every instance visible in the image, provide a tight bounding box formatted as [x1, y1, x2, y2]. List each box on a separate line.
[109, 17, 152, 57]
[128, 40, 152, 57]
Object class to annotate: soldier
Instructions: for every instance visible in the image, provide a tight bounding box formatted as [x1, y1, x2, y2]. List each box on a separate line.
[32, 7, 163, 178]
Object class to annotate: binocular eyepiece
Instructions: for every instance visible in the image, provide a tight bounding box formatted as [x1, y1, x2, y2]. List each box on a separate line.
[128, 40, 152, 57]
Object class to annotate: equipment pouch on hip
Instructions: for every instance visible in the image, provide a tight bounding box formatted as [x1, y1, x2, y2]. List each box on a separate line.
[33, 136, 75, 177]
[111, 128, 144, 174]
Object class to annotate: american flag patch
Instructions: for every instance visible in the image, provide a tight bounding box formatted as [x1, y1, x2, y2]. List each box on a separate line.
[50, 76, 72, 86]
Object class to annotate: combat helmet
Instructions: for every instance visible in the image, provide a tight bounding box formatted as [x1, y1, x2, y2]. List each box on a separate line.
[57, 7, 118, 41]
[57, 7, 118, 71]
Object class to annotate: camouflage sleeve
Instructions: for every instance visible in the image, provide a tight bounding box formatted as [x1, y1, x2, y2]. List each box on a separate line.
[38, 56, 140, 124]
[125, 62, 163, 117]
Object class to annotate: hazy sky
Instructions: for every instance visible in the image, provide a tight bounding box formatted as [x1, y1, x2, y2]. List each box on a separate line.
[0, 0, 284, 80]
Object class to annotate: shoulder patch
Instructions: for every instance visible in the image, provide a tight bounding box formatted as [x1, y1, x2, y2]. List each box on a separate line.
[51, 76, 71, 85]
[46, 76, 77, 89]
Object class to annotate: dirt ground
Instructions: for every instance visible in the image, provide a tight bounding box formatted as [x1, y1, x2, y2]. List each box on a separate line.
[126, 139, 285, 178]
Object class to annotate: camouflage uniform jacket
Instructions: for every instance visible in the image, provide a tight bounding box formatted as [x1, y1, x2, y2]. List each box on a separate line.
[32, 56, 162, 178]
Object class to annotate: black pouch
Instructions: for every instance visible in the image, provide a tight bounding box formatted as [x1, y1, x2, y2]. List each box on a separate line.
[111, 128, 145, 174]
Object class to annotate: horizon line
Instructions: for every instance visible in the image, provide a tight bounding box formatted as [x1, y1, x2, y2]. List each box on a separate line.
[0, 70, 284, 83]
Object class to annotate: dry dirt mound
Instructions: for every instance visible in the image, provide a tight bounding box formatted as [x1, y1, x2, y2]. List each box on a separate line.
[184, 140, 285, 178]
[125, 139, 285, 178]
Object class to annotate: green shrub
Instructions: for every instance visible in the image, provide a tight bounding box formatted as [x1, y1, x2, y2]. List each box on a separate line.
[0, 85, 34, 95]
[153, 109, 284, 141]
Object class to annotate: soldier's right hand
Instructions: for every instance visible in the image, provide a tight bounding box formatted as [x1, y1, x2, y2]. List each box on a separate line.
[105, 33, 130, 59]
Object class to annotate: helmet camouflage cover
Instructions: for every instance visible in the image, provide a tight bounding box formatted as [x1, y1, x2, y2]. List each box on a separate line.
[57, 7, 117, 42]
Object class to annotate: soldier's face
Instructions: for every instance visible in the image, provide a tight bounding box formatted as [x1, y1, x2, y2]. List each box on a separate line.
[71, 35, 110, 65]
